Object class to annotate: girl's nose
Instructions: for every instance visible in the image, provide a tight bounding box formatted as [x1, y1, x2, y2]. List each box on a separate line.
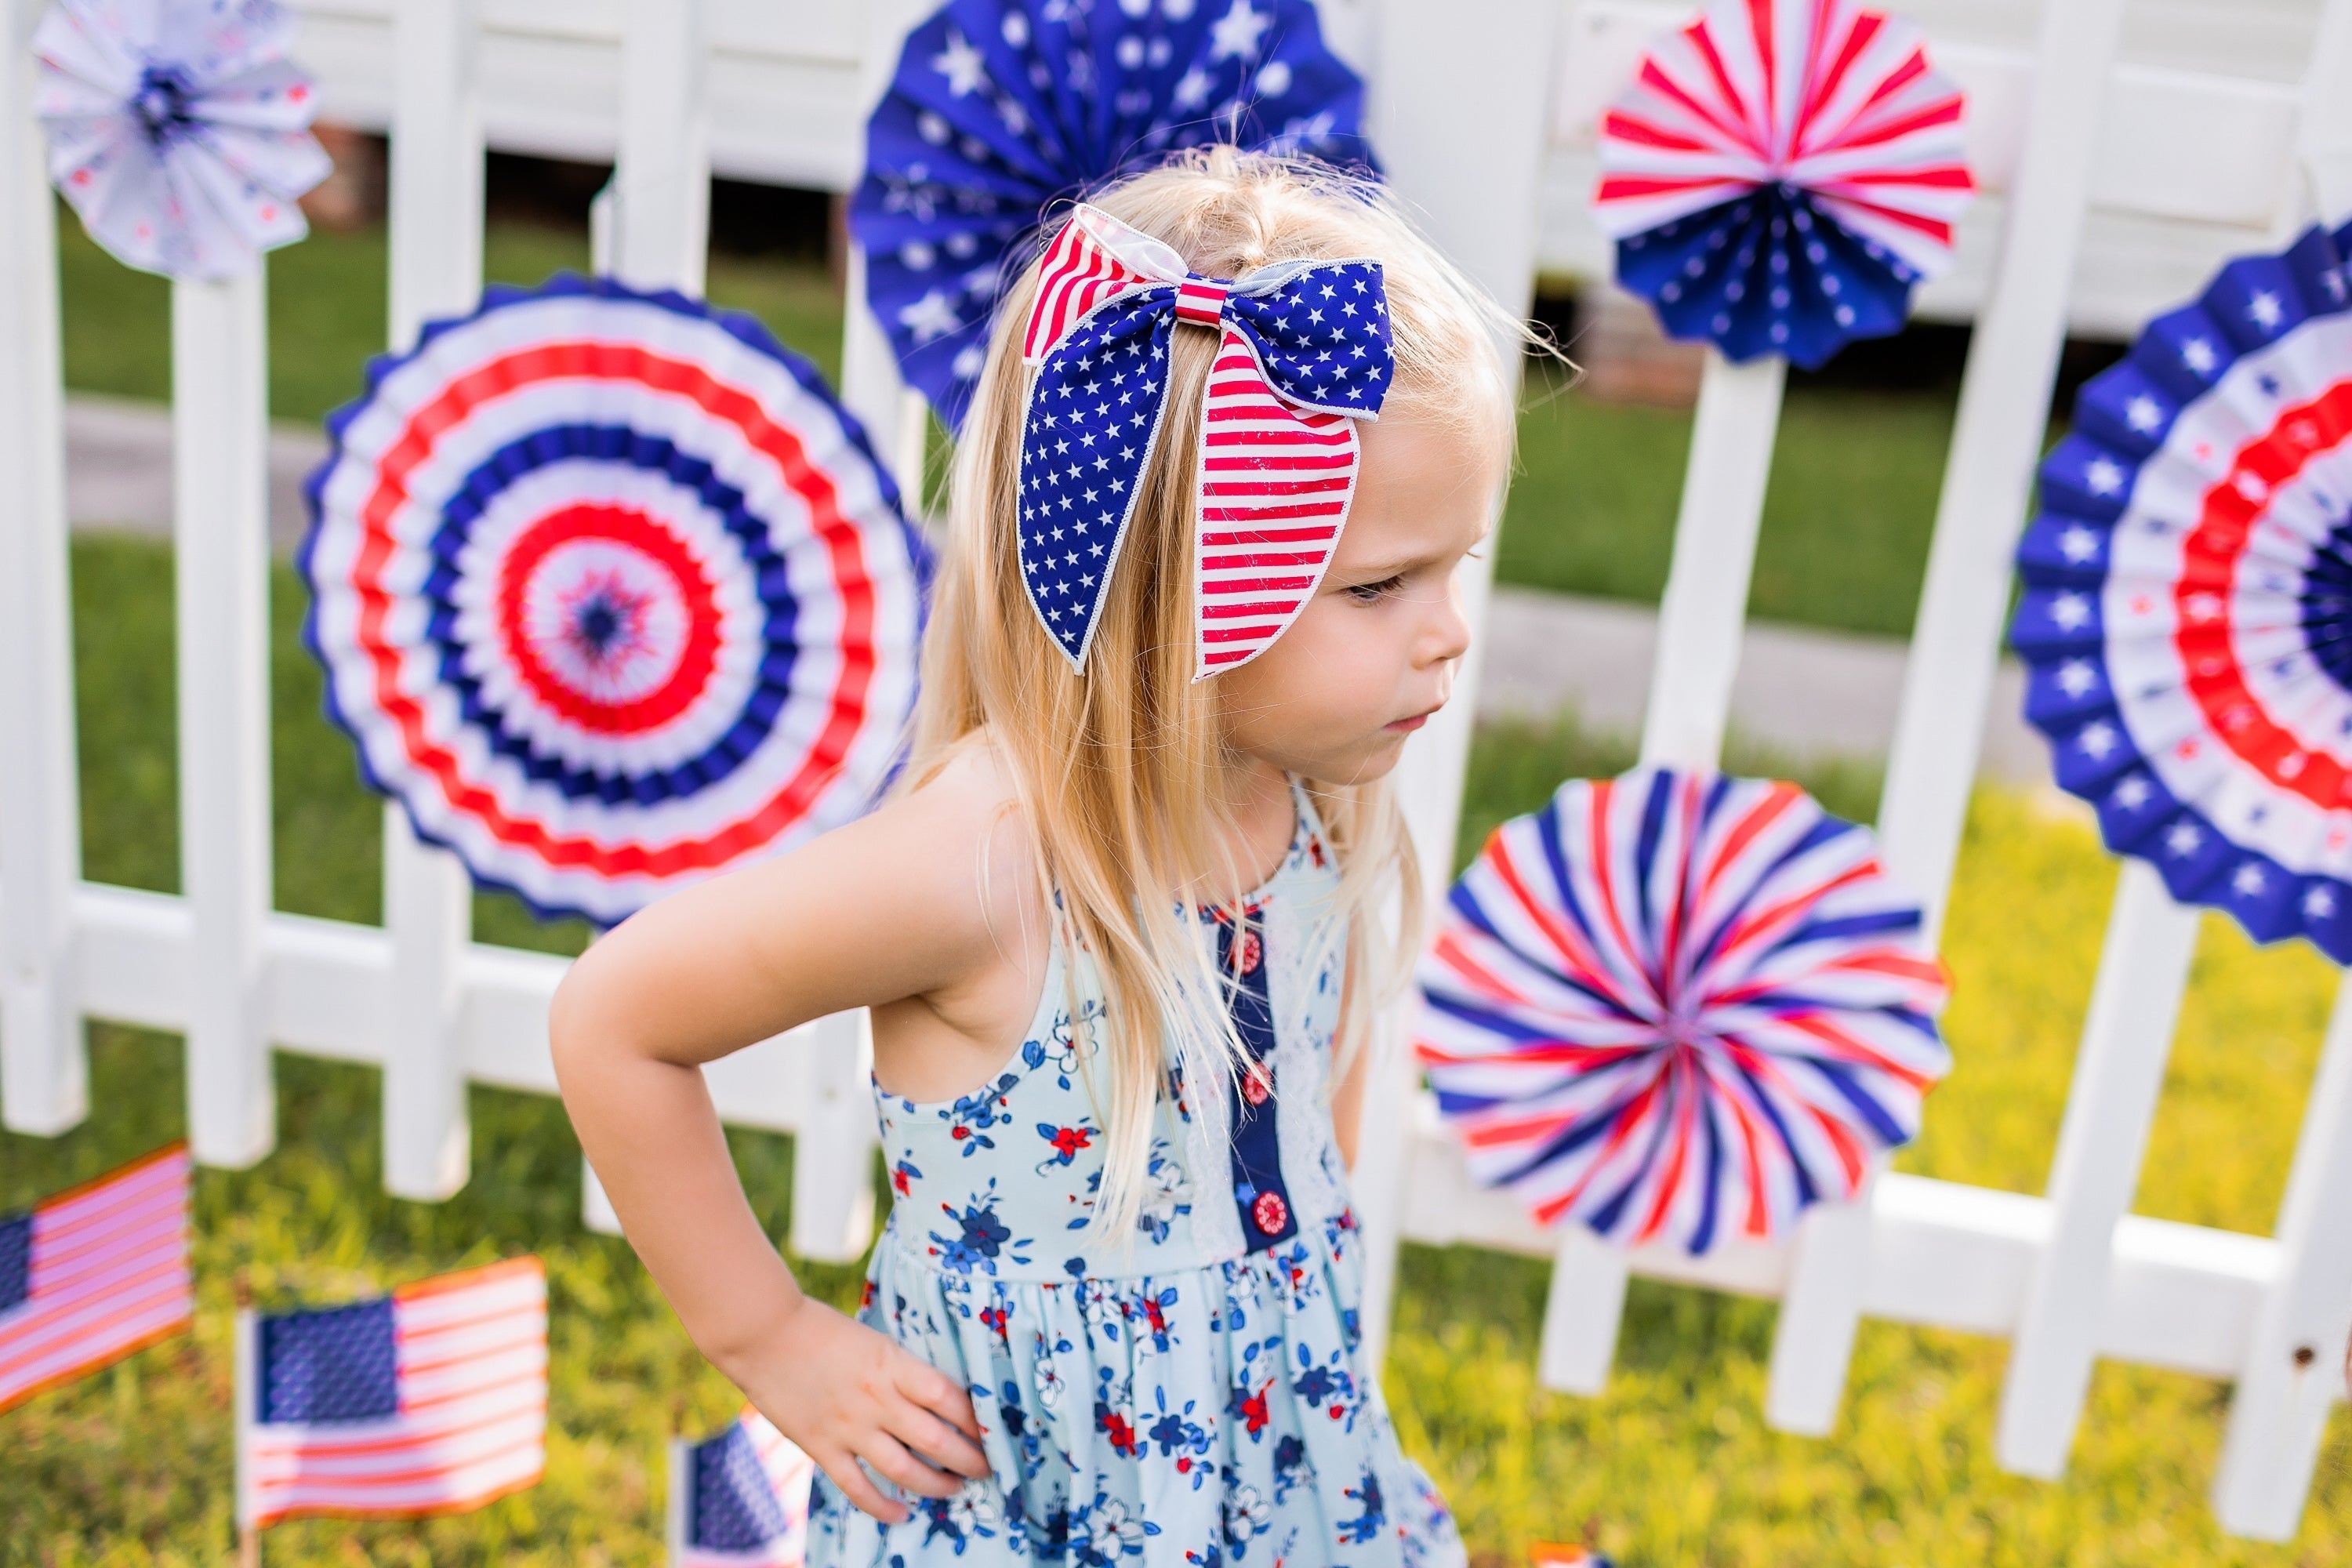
[1423, 579, 1473, 668]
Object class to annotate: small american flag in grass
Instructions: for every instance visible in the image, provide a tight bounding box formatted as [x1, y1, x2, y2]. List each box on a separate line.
[236, 1256, 547, 1530]
[0, 1143, 194, 1414]
[670, 1407, 817, 1567]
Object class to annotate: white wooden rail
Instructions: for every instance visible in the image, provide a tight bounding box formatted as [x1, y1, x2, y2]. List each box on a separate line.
[2, 0, 2350, 1541]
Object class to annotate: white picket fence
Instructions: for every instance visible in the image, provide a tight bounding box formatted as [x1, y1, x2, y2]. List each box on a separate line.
[2, 0, 2350, 1543]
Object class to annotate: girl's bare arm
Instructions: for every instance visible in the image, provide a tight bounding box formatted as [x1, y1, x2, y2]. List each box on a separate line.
[550, 753, 1033, 1519]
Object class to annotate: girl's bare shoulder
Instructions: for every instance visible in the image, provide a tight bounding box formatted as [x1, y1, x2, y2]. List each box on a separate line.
[851, 735, 1048, 962]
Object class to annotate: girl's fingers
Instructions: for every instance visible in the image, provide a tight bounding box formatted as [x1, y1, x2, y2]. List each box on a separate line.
[891, 1401, 993, 1479]
[820, 1451, 907, 1525]
[860, 1432, 967, 1500]
[900, 1359, 985, 1439]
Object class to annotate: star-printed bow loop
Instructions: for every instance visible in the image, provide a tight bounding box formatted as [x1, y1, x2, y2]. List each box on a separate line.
[1016, 205, 1392, 681]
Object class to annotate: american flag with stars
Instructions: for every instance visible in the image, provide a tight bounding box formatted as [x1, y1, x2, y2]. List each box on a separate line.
[670, 1407, 818, 1567]
[236, 1257, 548, 1530]
[1015, 202, 1392, 678]
[0, 1143, 193, 1414]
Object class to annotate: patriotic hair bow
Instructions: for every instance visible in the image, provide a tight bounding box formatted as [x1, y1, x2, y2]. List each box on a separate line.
[1016, 204, 1393, 680]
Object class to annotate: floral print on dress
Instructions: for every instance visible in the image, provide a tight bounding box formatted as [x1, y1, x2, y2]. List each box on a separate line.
[812, 782, 1465, 1568]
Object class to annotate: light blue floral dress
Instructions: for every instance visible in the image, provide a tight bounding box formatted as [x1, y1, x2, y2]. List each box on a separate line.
[808, 784, 1464, 1568]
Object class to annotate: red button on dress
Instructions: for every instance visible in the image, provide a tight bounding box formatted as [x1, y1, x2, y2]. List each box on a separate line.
[1252, 1189, 1289, 1236]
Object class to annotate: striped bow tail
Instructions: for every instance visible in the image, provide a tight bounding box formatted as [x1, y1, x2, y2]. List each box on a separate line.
[1016, 204, 1394, 680]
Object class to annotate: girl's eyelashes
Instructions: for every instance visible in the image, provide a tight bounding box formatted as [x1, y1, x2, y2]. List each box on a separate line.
[1346, 574, 1406, 604]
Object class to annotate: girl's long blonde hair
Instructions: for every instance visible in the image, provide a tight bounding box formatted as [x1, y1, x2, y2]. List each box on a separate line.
[899, 148, 1521, 1233]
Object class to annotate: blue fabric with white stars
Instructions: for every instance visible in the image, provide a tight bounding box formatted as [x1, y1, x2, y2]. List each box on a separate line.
[852, 0, 1375, 431]
[2010, 219, 2352, 961]
[1615, 183, 1922, 369]
[1016, 256, 1391, 668]
[257, 1295, 400, 1425]
[0, 1210, 30, 1314]
[688, 1420, 793, 1552]
[1018, 293, 1176, 666]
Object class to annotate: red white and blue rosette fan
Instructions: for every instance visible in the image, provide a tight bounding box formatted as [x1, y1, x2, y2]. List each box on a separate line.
[854, 0, 1373, 431]
[1415, 768, 1951, 1254]
[1592, 0, 1973, 368]
[2013, 220, 2352, 962]
[300, 275, 930, 927]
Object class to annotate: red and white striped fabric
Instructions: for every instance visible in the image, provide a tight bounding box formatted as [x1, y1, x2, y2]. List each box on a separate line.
[1014, 202, 1393, 681]
[1194, 330, 1361, 673]
[0, 1144, 193, 1414]
[238, 1257, 548, 1529]
[1020, 205, 1189, 361]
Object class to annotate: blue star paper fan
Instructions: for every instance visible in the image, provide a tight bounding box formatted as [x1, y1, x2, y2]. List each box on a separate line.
[853, 0, 1373, 431]
[2013, 220, 2352, 961]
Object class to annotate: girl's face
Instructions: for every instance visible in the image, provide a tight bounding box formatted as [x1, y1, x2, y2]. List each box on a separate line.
[1216, 406, 1498, 785]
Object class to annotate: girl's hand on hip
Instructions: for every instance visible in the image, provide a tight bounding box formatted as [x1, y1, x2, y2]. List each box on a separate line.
[740, 1294, 991, 1523]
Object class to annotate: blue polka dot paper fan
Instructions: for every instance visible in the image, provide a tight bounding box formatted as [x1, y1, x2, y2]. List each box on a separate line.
[299, 275, 931, 927]
[853, 0, 1374, 431]
[32, 0, 332, 280]
[1591, 0, 1974, 368]
[2013, 219, 2352, 964]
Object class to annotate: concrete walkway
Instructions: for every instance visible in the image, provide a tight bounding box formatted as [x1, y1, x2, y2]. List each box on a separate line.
[64, 394, 2048, 782]
[67, 394, 325, 557]
[1479, 586, 2045, 782]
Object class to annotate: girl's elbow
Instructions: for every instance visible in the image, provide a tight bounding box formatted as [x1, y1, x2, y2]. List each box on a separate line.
[547, 948, 616, 1094]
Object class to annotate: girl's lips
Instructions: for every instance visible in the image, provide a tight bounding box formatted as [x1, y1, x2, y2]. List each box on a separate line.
[1386, 711, 1432, 734]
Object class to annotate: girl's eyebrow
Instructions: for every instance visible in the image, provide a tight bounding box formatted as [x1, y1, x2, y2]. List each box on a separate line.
[1337, 547, 1444, 580]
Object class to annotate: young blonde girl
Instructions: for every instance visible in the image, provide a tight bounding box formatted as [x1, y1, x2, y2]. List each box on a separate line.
[554, 148, 1520, 1568]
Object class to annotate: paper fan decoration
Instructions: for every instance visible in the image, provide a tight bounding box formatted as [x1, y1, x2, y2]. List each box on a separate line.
[853, 0, 1374, 431]
[32, 0, 332, 280]
[1591, 0, 1973, 368]
[2011, 220, 2352, 962]
[300, 275, 931, 926]
[1415, 768, 1951, 1254]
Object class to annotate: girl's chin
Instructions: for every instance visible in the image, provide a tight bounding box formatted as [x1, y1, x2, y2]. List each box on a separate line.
[1327, 734, 1410, 783]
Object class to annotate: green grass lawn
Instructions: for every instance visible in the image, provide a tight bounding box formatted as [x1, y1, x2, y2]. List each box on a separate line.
[56, 212, 1955, 640]
[1497, 379, 1956, 638]
[6, 534, 2350, 1564]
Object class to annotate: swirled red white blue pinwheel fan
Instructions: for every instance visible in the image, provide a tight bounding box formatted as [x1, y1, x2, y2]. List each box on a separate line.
[2013, 220, 2352, 963]
[299, 275, 930, 927]
[1592, 0, 1973, 368]
[854, 0, 1372, 432]
[1416, 768, 1951, 1254]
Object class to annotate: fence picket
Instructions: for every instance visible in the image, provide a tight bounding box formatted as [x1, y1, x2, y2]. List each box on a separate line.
[2206, 2, 2352, 1535]
[615, 0, 711, 297]
[380, 0, 486, 1203]
[786, 1011, 880, 1264]
[2210, 972, 2352, 1538]
[0, 0, 85, 1137]
[1531, 343, 1787, 1393]
[1765, 0, 2136, 1435]
[1637, 350, 1787, 771]
[1350, 0, 1558, 1359]
[1996, 863, 2201, 1475]
[174, 273, 278, 1169]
